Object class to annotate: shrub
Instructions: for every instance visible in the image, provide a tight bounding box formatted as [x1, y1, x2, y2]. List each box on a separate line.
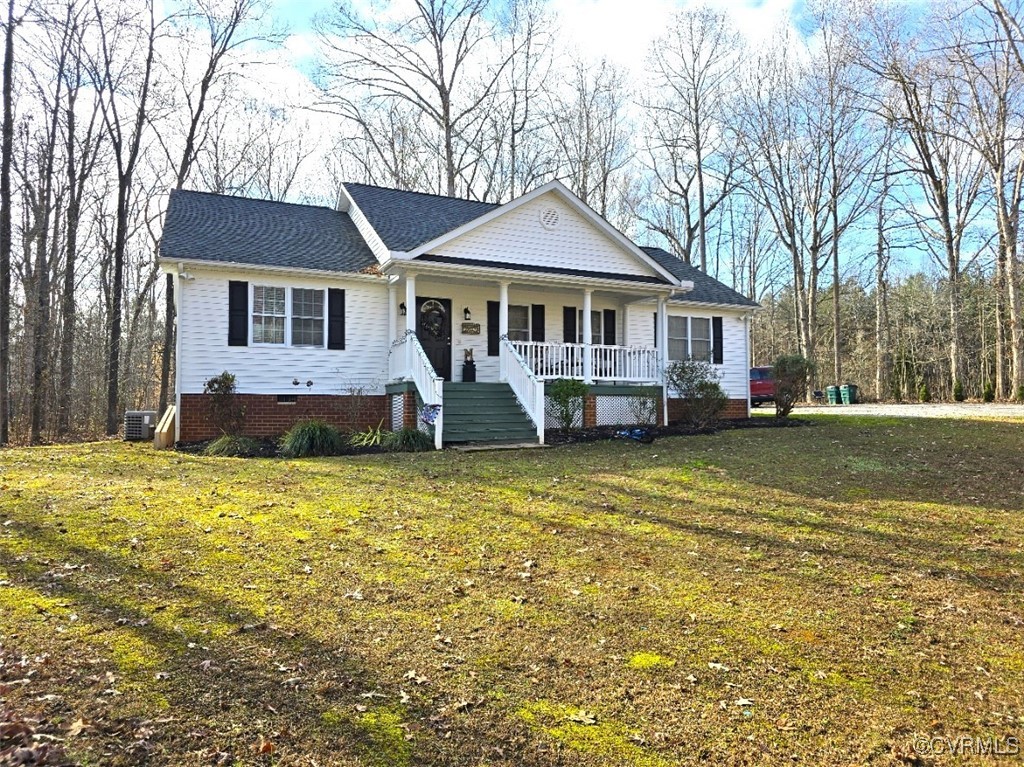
[203, 371, 244, 435]
[549, 378, 588, 431]
[918, 382, 931, 403]
[627, 391, 660, 426]
[204, 434, 262, 458]
[1017, 385, 1024, 402]
[983, 382, 995, 403]
[349, 420, 385, 448]
[281, 419, 345, 458]
[772, 354, 815, 419]
[382, 428, 434, 452]
[953, 380, 965, 402]
[666, 359, 727, 428]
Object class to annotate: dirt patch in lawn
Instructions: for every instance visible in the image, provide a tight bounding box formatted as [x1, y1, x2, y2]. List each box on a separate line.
[1, 416, 1022, 766]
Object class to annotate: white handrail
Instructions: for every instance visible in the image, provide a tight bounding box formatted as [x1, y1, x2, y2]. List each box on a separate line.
[500, 337, 546, 444]
[511, 340, 660, 383]
[391, 331, 444, 449]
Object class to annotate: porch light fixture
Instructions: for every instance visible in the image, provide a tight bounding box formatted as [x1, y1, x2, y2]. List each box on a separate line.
[463, 307, 472, 321]
[400, 302, 407, 316]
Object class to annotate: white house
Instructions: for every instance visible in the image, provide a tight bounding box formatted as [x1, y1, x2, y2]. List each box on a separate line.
[159, 180, 758, 447]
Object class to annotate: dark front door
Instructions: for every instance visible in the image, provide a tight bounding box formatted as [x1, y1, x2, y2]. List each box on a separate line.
[416, 297, 452, 381]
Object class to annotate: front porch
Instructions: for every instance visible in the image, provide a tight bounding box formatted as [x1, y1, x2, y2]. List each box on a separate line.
[385, 268, 676, 447]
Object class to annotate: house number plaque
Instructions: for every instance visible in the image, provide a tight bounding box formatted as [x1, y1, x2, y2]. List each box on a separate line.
[461, 322, 481, 335]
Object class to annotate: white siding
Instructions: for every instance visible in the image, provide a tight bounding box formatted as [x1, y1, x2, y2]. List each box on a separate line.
[626, 303, 750, 401]
[434, 192, 659, 279]
[178, 267, 392, 395]
[411, 279, 630, 383]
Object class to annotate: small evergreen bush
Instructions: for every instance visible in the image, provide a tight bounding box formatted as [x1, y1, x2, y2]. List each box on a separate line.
[918, 382, 931, 403]
[549, 378, 588, 431]
[1017, 385, 1024, 402]
[382, 428, 434, 452]
[983, 382, 995, 403]
[203, 371, 244, 435]
[771, 354, 815, 419]
[953, 380, 965, 402]
[665, 359, 727, 428]
[281, 420, 345, 458]
[204, 434, 262, 458]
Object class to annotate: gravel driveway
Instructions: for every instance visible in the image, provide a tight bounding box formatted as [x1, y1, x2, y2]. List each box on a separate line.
[782, 402, 1024, 419]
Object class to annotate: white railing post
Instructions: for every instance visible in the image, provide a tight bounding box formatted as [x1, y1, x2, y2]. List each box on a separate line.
[501, 338, 545, 444]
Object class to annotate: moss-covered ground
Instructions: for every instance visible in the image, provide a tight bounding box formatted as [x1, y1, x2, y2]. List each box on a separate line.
[1, 415, 1022, 765]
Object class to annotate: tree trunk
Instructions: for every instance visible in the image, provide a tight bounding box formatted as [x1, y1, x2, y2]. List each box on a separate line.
[0, 0, 14, 446]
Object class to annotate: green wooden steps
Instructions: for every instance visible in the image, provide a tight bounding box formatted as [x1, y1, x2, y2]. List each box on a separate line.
[442, 383, 539, 444]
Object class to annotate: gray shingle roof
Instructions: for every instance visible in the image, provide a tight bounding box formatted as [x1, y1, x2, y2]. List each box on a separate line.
[641, 246, 759, 308]
[159, 189, 378, 273]
[343, 182, 498, 251]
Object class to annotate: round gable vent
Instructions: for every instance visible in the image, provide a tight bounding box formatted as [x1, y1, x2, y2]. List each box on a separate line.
[540, 207, 560, 230]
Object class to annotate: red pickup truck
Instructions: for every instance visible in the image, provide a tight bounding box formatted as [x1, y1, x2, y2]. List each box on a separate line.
[750, 367, 776, 406]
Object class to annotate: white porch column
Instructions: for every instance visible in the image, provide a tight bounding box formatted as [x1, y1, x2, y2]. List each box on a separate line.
[657, 296, 669, 425]
[582, 289, 593, 384]
[388, 285, 398, 344]
[498, 281, 510, 380]
[405, 273, 416, 371]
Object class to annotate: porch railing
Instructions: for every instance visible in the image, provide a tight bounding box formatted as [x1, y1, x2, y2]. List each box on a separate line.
[510, 340, 661, 383]
[500, 337, 546, 444]
[391, 331, 444, 450]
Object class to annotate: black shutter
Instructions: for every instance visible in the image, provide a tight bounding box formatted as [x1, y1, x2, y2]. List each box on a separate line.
[531, 305, 545, 342]
[652, 312, 658, 347]
[487, 301, 499, 356]
[712, 316, 723, 364]
[228, 281, 248, 347]
[603, 309, 616, 345]
[327, 288, 346, 350]
[563, 306, 577, 343]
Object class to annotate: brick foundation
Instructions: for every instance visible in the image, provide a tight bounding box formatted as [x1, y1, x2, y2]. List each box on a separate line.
[402, 391, 418, 429]
[179, 394, 389, 442]
[583, 394, 598, 428]
[668, 397, 748, 423]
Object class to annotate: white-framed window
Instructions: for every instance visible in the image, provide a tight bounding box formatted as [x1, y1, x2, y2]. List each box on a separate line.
[291, 288, 325, 347]
[251, 285, 327, 347]
[577, 310, 602, 344]
[690, 317, 712, 362]
[252, 286, 286, 344]
[508, 304, 530, 341]
[668, 316, 688, 361]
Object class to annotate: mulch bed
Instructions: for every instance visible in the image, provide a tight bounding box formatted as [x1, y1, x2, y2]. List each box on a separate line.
[174, 438, 385, 458]
[545, 416, 809, 445]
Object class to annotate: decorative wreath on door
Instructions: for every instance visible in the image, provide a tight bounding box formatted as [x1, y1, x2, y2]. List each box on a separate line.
[419, 300, 447, 340]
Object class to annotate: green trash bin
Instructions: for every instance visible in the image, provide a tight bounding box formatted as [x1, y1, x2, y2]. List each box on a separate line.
[826, 385, 840, 405]
[840, 384, 858, 405]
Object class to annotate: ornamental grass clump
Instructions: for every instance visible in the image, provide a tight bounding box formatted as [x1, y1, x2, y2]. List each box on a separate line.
[281, 419, 345, 458]
[204, 434, 262, 458]
[381, 428, 434, 452]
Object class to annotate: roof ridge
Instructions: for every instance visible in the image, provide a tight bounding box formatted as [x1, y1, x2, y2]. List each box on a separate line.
[342, 181, 500, 207]
[172, 188, 337, 213]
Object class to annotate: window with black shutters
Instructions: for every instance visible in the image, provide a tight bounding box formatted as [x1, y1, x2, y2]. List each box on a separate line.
[291, 288, 325, 347]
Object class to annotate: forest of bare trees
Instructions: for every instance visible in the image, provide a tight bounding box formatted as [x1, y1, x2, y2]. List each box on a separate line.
[1, 0, 1023, 445]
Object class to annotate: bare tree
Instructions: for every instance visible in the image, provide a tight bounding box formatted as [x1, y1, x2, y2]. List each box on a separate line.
[155, 0, 273, 417]
[0, 0, 19, 446]
[642, 5, 740, 271]
[548, 57, 633, 219]
[863, 8, 987, 397]
[91, 0, 164, 435]
[319, 0, 523, 198]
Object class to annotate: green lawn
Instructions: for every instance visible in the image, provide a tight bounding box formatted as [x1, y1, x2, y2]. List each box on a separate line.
[1, 416, 1023, 766]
